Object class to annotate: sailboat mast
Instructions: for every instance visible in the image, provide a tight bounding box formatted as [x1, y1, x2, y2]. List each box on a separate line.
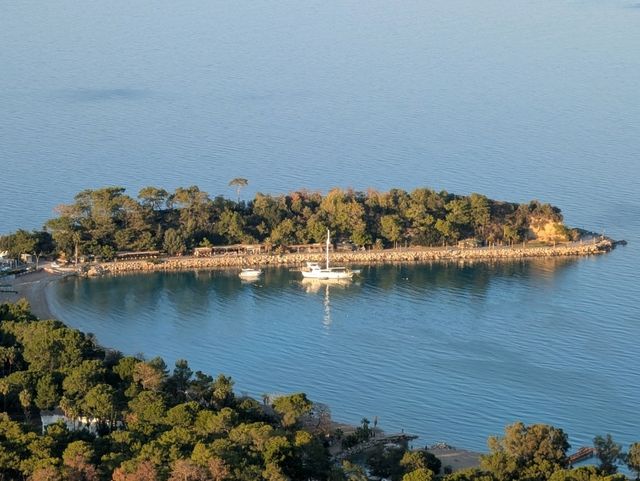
[326, 229, 330, 269]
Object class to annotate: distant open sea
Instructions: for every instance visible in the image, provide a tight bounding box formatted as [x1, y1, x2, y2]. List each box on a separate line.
[2, 0, 639, 451]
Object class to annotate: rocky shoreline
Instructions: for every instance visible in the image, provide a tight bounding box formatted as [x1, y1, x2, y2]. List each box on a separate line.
[89, 239, 617, 276]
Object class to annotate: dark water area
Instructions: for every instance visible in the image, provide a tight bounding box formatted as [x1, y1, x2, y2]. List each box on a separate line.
[2, 0, 639, 451]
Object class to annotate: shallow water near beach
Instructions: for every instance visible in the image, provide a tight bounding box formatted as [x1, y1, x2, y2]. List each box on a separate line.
[2, 0, 640, 451]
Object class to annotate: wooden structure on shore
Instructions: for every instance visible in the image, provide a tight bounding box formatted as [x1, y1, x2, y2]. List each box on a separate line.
[457, 238, 483, 248]
[193, 244, 266, 257]
[568, 447, 596, 465]
[115, 250, 161, 261]
[284, 243, 331, 254]
[334, 433, 418, 461]
[194, 243, 330, 257]
[193, 247, 213, 257]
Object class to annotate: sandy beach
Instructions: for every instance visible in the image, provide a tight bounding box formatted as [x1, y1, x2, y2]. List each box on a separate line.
[0, 268, 67, 319]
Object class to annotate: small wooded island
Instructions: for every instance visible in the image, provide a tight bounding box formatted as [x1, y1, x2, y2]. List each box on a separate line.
[0, 186, 622, 274]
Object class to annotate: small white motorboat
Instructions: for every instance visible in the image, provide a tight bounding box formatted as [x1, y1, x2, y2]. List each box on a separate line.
[239, 268, 263, 279]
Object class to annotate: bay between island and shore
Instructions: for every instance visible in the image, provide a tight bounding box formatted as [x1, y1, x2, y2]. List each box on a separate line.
[0, 238, 617, 321]
[0, 238, 622, 471]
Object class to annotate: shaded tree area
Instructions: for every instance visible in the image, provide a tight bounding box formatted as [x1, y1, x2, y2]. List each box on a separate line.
[0, 301, 334, 481]
[1, 186, 569, 262]
[357, 423, 633, 481]
[594, 435, 625, 476]
[364, 444, 441, 481]
[445, 424, 630, 481]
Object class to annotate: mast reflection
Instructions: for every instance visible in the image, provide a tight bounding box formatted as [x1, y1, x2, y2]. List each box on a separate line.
[301, 278, 354, 329]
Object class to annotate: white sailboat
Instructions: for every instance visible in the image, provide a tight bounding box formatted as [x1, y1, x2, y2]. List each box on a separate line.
[300, 230, 357, 280]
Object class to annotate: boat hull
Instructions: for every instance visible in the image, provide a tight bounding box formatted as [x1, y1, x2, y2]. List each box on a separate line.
[299, 230, 357, 280]
[301, 270, 354, 280]
[239, 269, 262, 279]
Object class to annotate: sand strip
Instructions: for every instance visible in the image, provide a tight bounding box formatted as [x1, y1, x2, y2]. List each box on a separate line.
[0, 269, 68, 319]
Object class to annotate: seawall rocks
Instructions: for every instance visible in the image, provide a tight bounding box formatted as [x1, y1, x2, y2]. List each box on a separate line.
[94, 240, 615, 276]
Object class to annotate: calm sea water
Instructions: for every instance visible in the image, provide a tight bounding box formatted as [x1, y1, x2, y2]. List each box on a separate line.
[48, 256, 639, 452]
[2, 0, 639, 451]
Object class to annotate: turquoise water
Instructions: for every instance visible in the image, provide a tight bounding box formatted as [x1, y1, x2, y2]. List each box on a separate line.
[2, 0, 639, 451]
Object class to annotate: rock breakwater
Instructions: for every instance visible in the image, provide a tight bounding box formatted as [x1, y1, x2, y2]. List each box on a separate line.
[93, 240, 616, 276]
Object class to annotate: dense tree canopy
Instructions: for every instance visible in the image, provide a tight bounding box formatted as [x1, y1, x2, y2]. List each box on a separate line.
[626, 443, 640, 480]
[481, 422, 570, 481]
[0, 302, 334, 481]
[1, 186, 570, 261]
[594, 434, 624, 475]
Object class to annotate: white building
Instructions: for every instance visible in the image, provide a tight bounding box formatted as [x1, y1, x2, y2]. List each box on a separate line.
[40, 409, 101, 435]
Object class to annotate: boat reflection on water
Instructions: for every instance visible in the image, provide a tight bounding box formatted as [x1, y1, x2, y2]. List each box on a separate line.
[301, 278, 358, 329]
[300, 277, 353, 293]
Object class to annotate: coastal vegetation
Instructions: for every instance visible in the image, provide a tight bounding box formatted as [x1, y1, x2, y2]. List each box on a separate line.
[0, 301, 637, 481]
[0, 301, 334, 481]
[0, 186, 575, 262]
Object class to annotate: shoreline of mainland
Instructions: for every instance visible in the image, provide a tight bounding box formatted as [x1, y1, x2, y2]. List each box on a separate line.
[0, 268, 61, 319]
[0, 273, 486, 471]
[0, 242, 617, 473]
